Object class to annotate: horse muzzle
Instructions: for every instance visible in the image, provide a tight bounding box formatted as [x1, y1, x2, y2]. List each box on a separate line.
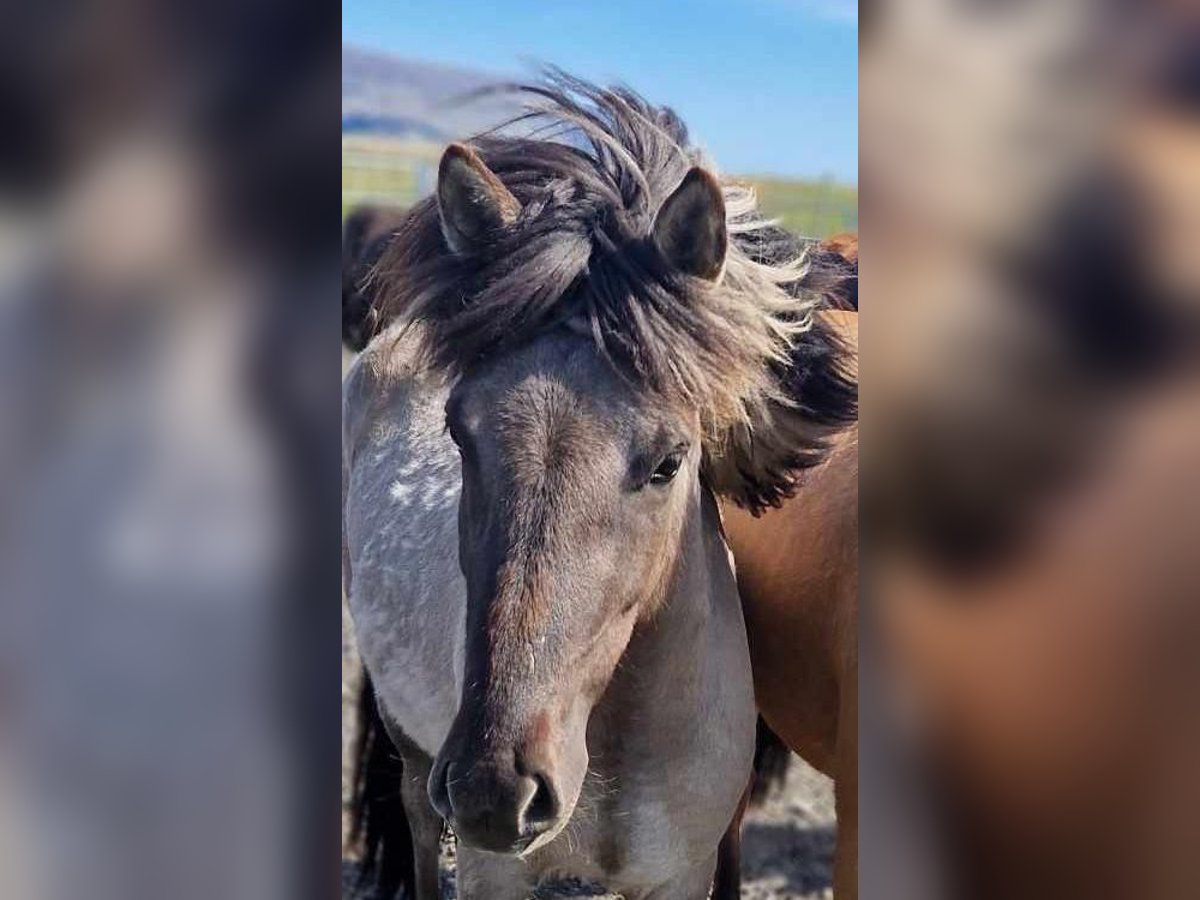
[428, 748, 564, 854]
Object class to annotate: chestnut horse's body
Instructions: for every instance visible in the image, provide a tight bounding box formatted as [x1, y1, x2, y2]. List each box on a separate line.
[719, 311, 859, 899]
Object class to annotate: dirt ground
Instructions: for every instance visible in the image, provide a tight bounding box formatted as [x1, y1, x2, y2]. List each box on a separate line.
[342, 603, 835, 899]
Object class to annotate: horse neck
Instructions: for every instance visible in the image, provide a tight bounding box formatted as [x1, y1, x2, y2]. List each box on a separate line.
[580, 481, 754, 859]
[599, 482, 745, 725]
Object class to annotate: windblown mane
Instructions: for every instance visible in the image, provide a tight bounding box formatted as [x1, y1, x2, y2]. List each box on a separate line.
[376, 71, 856, 512]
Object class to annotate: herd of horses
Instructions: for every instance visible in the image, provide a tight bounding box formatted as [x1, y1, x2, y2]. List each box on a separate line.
[341, 76, 858, 899]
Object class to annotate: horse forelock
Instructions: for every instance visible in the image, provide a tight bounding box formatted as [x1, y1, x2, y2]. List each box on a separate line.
[376, 70, 857, 511]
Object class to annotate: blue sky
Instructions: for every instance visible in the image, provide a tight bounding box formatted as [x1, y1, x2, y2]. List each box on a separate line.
[343, 0, 857, 183]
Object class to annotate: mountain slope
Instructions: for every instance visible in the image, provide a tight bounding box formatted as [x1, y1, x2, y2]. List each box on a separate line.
[342, 46, 523, 140]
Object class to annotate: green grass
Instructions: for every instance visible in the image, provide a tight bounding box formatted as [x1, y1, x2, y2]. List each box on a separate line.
[750, 176, 858, 239]
[341, 138, 438, 218]
[341, 166, 416, 218]
[342, 139, 857, 238]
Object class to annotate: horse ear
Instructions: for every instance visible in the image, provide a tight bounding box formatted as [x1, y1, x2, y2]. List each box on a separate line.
[436, 143, 522, 254]
[652, 167, 727, 281]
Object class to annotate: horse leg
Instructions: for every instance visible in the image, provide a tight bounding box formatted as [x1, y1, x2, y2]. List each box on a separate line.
[833, 662, 859, 900]
[455, 844, 533, 900]
[833, 774, 858, 899]
[712, 776, 753, 899]
[391, 736, 443, 900]
[372, 709, 442, 900]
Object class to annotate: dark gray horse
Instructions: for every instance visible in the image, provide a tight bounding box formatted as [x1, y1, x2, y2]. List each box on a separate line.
[343, 74, 855, 899]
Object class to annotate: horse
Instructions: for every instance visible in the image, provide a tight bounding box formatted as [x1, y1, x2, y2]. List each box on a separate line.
[809, 234, 858, 310]
[342, 75, 857, 900]
[716, 310, 859, 900]
[343, 204, 407, 353]
[339, 189, 849, 900]
[710, 236, 858, 900]
[340, 201, 857, 900]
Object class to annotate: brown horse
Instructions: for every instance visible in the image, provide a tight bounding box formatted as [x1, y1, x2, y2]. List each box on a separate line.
[717, 310, 859, 900]
[810, 234, 858, 310]
[342, 204, 406, 352]
[710, 233, 859, 900]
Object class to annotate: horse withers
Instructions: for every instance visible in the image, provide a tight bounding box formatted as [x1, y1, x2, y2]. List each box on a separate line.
[343, 76, 854, 899]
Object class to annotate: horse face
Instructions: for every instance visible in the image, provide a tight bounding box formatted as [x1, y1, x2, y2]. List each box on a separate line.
[429, 331, 699, 854]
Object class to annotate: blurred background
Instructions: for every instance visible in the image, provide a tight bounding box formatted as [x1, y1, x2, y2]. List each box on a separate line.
[861, 2, 1200, 899]
[0, 2, 340, 900]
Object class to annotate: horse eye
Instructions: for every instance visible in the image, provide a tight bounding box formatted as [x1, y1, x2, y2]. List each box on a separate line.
[649, 452, 683, 486]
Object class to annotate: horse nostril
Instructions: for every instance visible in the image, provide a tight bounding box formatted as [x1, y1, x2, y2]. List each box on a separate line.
[521, 771, 560, 834]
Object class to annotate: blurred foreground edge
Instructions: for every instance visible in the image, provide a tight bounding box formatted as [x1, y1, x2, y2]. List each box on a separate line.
[861, 3, 1200, 899]
[0, 2, 341, 900]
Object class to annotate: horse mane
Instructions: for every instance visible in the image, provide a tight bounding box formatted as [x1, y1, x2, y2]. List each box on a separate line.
[376, 70, 857, 513]
[740, 226, 858, 311]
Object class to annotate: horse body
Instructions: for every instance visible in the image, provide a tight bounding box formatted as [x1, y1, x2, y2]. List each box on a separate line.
[718, 311, 860, 899]
[723, 429, 858, 770]
[343, 350, 465, 755]
[721, 426, 859, 897]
